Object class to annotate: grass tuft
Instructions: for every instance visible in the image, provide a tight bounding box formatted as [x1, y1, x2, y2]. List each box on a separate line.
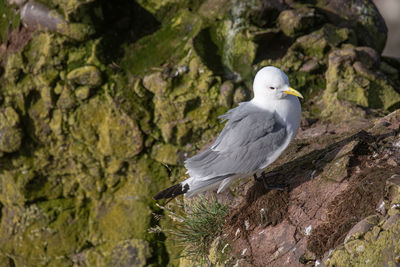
[152, 195, 228, 263]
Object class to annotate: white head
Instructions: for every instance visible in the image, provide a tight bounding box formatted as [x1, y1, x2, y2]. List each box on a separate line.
[252, 66, 303, 101]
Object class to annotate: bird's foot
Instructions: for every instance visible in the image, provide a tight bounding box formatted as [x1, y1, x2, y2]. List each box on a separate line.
[253, 171, 278, 181]
[253, 173, 263, 182]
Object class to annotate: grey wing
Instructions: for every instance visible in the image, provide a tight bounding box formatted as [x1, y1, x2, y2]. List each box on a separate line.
[185, 102, 287, 179]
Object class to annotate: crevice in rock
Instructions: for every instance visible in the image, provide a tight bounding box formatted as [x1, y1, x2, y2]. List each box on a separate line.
[253, 31, 294, 64]
[147, 206, 170, 266]
[75, 0, 161, 64]
[23, 175, 49, 204]
[193, 27, 226, 76]
[8, 257, 15, 267]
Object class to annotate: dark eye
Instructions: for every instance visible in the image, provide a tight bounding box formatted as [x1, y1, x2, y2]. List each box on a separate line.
[269, 87, 275, 90]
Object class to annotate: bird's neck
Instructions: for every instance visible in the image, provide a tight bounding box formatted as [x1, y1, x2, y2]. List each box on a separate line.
[250, 96, 277, 111]
[250, 95, 301, 129]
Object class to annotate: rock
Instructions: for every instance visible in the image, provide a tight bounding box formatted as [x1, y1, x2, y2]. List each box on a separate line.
[344, 215, 380, 243]
[248, 0, 287, 28]
[0, 126, 22, 153]
[326, 179, 400, 266]
[142, 72, 168, 95]
[300, 58, 319, 72]
[382, 214, 400, 230]
[212, 18, 256, 81]
[21, 2, 93, 41]
[67, 66, 102, 87]
[321, 155, 350, 182]
[57, 86, 76, 110]
[21, 2, 68, 32]
[151, 143, 181, 165]
[278, 7, 322, 37]
[74, 85, 91, 100]
[70, 96, 143, 159]
[24, 33, 53, 74]
[0, 107, 22, 153]
[109, 239, 150, 267]
[233, 86, 250, 104]
[121, 9, 202, 75]
[316, 0, 388, 52]
[210, 111, 400, 266]
[323, 46, 400, 120]
[0, 0, 20, 43]
[291, 24, 357, 60]
[385, 174, 400, 216]
[218, 80, 234, 107]
[62, 23, 94, 42]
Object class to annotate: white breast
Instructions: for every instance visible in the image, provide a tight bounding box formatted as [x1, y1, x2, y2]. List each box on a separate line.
[251, 94, 302, 170]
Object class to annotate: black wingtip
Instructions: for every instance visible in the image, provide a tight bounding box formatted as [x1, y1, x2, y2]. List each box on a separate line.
[153, 183, 189, 200]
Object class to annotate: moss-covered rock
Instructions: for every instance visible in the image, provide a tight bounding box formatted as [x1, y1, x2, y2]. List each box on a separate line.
[212, 19, 256, 81]
[316, 0, 387, 53]
[322, 46, 400, 120]
[277, 7, 322, 37]
[0, 107, 22, 153]
[325, 176, 400, 266]
[258, 23, 355, 103]
[109, 239, 151, 267]
[0, 0, 20, 43]
[151, 143, 181, 165]
[218, 80, 234, 107]
[67, 65, 103, 87]
[291, 24, 357, 60]
[70, 95, 143, 158]
[142, 71, 168, 95]
[121, 9, 202, 76]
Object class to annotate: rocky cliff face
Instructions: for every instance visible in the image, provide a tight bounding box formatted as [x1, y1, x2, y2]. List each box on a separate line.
[0, 0, 398, 266]
[207, 110, 400, 266]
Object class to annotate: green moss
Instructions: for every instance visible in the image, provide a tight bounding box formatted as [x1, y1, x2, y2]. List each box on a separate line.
[67, 65, 103, 87]
[0, 107, 22, 153]
[121, 9, 202, 76]
[0, 0, 20, 43]
[211, 19, 256, 81]
[142, 72, 169, 95]
[278, 7, 322, 37]
[109, 239, 151, 267]
[152, 143, 180, 165]
[323, 47, 400, 120]
[70, 95, 143, 158]
[292, 24, 356, 60]
[62, 23, 94, 41]
[4, 53, 23, 83]
[24, 33, 56, 74]
[74, 85, 91, 99]
[316, 0, 387, 52]
[327, 215, 400, 266]
[0, 198, 90, 266]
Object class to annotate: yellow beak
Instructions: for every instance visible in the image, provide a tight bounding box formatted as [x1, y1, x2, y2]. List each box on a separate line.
[283, 87, 303, 99]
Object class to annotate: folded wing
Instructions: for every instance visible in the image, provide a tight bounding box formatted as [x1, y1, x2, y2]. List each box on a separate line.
[185, 102, 287, 179]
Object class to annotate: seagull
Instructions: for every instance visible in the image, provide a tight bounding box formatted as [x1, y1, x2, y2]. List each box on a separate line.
[153, 66, 303, 200]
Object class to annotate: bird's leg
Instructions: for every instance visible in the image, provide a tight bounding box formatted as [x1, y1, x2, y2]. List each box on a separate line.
[253, 173, 263, 182]
[254, 172, 288, 191]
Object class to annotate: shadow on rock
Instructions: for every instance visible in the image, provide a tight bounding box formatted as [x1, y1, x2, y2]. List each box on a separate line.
[222, 111, 400, 266]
